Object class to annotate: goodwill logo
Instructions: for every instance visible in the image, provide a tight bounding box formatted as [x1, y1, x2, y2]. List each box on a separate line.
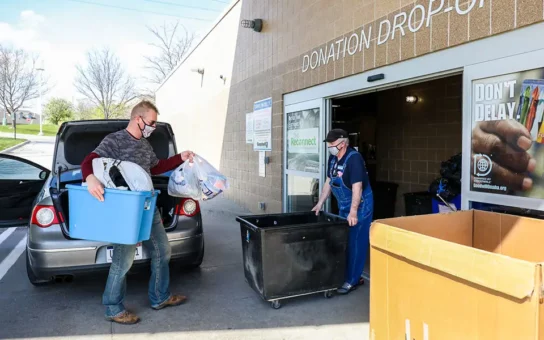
[473, 154, 492, 177]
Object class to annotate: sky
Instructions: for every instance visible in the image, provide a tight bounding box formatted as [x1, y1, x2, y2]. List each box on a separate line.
[0, 0, 230, 109]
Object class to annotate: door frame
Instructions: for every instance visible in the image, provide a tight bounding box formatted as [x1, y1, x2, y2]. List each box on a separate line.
[0, 153, 50, 176]
[283, 98, 325, 212]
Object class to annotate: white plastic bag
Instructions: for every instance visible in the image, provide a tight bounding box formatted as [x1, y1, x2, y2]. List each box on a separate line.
[167, 161, 201, 199]
[192, 155, 229, 200]
[168, 155, 228, 201]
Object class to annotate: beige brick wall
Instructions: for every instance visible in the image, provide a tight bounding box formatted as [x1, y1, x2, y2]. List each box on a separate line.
[222, 0, 544, 213]
[375, 75, 462, 216]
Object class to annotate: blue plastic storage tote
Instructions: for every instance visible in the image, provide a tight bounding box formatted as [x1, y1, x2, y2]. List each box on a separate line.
[66, 184, 159, 245]
[432, 195, 461, 213]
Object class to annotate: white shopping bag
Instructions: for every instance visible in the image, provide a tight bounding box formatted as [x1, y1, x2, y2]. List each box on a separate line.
[168, 155, 228, 200]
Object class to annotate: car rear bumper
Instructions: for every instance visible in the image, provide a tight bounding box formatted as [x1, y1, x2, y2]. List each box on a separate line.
[27, 234, 203, 278]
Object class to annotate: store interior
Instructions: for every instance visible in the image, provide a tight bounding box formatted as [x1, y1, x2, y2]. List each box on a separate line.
[329, 74, 464, 219]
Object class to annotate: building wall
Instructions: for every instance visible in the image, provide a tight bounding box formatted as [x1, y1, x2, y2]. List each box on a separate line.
[375, 75, 462, 216]
[222, 0, 544, 213]
[155, 3, 242, 170]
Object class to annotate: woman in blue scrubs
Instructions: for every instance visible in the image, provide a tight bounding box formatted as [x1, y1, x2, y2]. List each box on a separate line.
[312, 129, 374, 294]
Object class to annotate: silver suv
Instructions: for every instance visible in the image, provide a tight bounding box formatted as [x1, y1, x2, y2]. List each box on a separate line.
[0, 120, 204, 285]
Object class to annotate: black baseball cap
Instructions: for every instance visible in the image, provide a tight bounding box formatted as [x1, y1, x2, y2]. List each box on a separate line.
[324, 129, 348, 143]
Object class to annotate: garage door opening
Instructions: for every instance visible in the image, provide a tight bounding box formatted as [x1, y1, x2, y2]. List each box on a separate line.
[329, 74, 463, 219]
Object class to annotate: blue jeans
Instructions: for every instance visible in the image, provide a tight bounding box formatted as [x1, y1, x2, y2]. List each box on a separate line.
[103, 209, 172, 317]
[342, 190, 373, 286]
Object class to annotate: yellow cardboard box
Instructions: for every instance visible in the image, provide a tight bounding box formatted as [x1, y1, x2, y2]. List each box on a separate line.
[369, 210, 544, 340]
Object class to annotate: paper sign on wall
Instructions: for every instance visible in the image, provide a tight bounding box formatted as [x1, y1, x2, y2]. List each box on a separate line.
[253, 98, 272, 151]
[246, 113, 254, 144]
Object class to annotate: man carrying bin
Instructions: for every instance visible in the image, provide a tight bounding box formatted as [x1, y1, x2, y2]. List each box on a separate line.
[312, 129, 374, 295]
[80, 100, 195, 325]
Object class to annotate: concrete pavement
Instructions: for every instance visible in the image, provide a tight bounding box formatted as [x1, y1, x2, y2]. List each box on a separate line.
[0, 198, 370, 340]
[3, 138, 55, 169]
[0, 141, 371, 340]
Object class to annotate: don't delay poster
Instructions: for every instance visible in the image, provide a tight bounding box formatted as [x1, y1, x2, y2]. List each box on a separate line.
[471, 68, 544, 199]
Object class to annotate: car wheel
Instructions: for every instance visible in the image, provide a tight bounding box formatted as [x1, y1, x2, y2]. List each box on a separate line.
[26, 249, 53, 286]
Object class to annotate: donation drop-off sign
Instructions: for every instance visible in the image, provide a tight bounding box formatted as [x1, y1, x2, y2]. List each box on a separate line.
[471, 68, 544, 200]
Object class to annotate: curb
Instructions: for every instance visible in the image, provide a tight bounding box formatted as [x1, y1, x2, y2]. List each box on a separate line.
[0, 140, 30, 154]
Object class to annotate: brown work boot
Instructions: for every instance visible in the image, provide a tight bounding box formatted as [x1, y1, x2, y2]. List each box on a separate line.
[107, 311, 141, 325]
[152, 294, 187, 310]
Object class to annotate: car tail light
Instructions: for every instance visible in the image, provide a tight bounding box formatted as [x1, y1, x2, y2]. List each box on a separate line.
[31, 205, 60, 228]
[175, 199, 200, 217]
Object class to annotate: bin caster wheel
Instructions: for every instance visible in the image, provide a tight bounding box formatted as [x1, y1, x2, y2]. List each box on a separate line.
[271, 300, 281, 309]
[324, 291, 334, 299]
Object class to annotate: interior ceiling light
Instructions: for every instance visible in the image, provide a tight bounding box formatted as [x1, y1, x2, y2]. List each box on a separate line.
[406, 95, 418, 103]
[241, 19, 263, 32]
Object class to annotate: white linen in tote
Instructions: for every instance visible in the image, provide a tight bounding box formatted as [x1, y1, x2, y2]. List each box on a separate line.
[92, 158, 153, 192]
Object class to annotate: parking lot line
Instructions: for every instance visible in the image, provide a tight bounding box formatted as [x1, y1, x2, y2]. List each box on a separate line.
[0, 228, 16, 246]
[0, 236, 27, 281]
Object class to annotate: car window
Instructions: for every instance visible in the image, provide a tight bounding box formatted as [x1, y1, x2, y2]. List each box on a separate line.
[0, 158, 44, 180]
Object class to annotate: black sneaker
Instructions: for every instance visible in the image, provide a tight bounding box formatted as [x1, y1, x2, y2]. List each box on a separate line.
[337, 282, 357, 294]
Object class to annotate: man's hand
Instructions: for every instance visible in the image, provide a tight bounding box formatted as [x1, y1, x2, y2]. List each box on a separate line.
[472, 120, 536, 191]
[86, 174, 105, 202]
[180, 150, 195, 163]
[311, 202, 323, 216]
[347, 211, 358, 227]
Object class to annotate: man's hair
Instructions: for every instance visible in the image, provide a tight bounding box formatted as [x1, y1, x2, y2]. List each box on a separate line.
[130, 100, 159, 119]
[339, 137, 349, 145]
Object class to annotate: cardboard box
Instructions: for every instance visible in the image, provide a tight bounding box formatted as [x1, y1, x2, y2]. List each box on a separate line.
[369, 210, 544, 340]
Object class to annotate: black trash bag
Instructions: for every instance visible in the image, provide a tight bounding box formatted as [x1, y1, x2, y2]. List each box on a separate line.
[440, 153, 462, 183]
[429, 177, 460, 202]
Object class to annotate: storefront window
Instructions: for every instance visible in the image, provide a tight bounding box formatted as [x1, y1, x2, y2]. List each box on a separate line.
[286, 175, 319, 212]
[286, 108, 320, 173]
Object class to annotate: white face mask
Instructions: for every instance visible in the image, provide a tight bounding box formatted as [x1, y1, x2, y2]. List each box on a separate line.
[328, 142, 343, 156]
[138, 118, 156, 138]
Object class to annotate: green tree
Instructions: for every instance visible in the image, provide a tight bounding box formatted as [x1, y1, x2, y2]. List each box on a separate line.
[44, 98, 74, 125]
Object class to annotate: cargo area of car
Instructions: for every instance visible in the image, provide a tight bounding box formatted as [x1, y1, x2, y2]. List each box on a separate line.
[48, 120, 182, 238]
[51, 176, 179, 236]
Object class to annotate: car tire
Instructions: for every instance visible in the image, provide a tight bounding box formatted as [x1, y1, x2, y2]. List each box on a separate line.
[26, 249, 53, 286]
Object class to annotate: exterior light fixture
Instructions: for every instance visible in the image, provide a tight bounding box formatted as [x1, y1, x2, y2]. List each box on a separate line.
[191, 68, 205, 87]
[406, 95, 418, 104]
[241, 19, 263, 32]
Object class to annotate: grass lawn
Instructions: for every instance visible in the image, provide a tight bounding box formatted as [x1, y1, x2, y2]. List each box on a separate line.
[0, 124, 58, 136]
[0, 137, 26, 152]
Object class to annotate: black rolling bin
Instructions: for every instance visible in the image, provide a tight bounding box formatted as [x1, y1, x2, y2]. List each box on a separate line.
[236, 211, 349, 309]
